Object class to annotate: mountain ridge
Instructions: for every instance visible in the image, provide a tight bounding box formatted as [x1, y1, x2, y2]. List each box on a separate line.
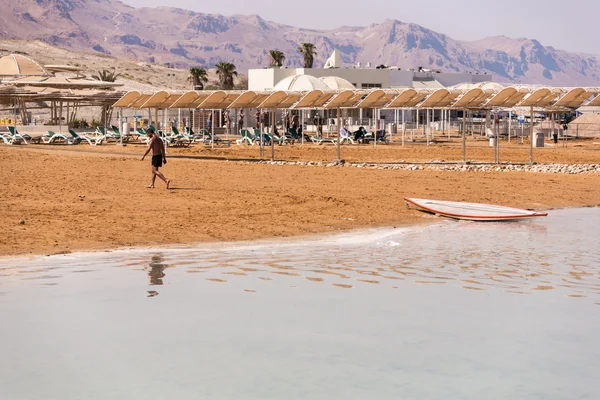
[2, 0, 599, 86]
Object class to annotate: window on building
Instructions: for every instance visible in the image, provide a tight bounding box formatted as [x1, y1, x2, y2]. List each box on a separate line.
[361, 83, 382, 88]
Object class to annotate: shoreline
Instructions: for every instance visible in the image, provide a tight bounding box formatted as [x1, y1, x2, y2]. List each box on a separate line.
[0, 222, 440, 262]
[3, 204, 596, 261]
[3, 145, 600, 257]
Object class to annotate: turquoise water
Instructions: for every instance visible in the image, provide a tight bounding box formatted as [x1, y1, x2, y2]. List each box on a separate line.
[1, 208, 599, 399]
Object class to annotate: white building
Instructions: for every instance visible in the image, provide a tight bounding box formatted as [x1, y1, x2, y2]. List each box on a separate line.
[246, 50, 493, 133]
[248, 50, 492, 91]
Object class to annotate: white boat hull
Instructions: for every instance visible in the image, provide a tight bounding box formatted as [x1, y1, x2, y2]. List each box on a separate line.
[404, 197, 548, 221]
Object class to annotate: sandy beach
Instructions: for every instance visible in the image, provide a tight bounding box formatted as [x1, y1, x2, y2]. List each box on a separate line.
[2, 141, 600, 257]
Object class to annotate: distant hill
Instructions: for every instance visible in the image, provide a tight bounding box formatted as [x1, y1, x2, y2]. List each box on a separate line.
[2, 0, 600, 86]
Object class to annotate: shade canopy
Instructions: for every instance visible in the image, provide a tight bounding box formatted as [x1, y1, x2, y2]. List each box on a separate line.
[0, 54, 51, 77]
[2, 76, 123, 89]
[0, 84, 123, 105]
[112, 84, 600, 111]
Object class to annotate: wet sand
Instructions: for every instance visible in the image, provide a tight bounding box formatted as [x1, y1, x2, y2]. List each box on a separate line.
[2, 141, 600, 256]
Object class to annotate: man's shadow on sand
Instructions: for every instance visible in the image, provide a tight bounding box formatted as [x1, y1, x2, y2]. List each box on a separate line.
[168, 187, 202, 191]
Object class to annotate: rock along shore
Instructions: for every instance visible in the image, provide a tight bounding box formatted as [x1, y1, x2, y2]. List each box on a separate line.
[255, 160, 600, 174]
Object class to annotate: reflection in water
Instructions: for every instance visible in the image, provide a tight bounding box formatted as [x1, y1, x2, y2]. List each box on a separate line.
[0, 208, 599, 304]
[146, 254, 169, 296]
[1, 208, 600, 399]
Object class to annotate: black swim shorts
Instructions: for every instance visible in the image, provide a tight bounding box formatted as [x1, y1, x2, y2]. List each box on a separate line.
[152, 154, 163, 168]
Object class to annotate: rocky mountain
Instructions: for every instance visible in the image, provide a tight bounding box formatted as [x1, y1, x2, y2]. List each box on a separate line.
[2, 0, 600, 86]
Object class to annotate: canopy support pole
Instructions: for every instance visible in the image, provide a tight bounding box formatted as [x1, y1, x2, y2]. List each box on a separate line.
[336, 107, 341, 162]
[462, 109, 467, 163]
[59, 101, 63, 134]
[425, 108, 431, 146]
[530, 105, 534, 164]
[260, 108, 264, 159]
[508, 110, 512, 144]
[494, 111, 500, 164]
[271, 107, 275, 162]
[401, 109, 405, 146]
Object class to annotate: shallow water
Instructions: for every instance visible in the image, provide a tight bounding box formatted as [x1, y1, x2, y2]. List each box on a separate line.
[1, 208, 599, 399]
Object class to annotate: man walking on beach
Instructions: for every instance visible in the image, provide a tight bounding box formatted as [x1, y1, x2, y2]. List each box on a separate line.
[141, 127, 170, 189]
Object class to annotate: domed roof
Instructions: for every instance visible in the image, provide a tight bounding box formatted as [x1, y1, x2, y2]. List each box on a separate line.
[273, 74, 330, 91]
[0, 54, 51, 77]
[320, 76, 355, 90]
[451, 82, 506, 92]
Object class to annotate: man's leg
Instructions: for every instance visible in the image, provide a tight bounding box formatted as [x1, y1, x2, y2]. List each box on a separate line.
[153, 166, 171, 188]
[148, 166, 158, 188]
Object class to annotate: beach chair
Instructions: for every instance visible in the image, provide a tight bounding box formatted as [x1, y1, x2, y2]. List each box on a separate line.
[285, 127, 303, 142]
[287, 127, 312, 143]
[0, 130, 25, 145]
[236, 128, 257, 145]
[136, 128, 150, 143]
[258, 132, 273, 145]
[109, 125, 132, 143]
[95, 126, 107, 137]
[41, 130, 71, 144]
[201, 130, 228, 146]
[69, 129, 103, 145]
[310, 134, 336, 145]
[338, 128, 355, 145]
[250, 129, 272, 146]
[7, 126, 32, 144]
[185, 127, 203, 142]
[375, 130, 390, 145]
[165, 126, 192, 147]
[272, 131, 293, 145]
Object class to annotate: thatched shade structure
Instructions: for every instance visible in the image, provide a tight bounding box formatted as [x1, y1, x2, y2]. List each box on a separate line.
[2, 76, 123, 89]
[0, 54, 51, 78]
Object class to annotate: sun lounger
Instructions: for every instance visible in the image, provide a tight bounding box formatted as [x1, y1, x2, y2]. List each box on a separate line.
[272, 131, 293, 145]
[136, 129, 149, 143]
[2, 127, 29, 145]
[185, 127, 204, 142]
[375, 130, 390, 144]
[41, 130, 71, 144]
[69, 129, 103, 145]
[106, 125, 131, 143]
[237, 128, 257, 145]
[311, 135, 336, 145]
[0, 131, 25, 145]
[163, 126, 192, 147]
[202, 130, 232, 147]
[338, 128, 355, 145]
[95, 126, 107, 137]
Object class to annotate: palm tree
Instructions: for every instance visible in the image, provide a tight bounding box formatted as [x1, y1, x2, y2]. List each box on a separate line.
[188, 67, 208, 90]
[269, 50, 286, 67]
[298, 43, 316, 68]
[91, 69, 120, 82]
[215, 62, 238, 90]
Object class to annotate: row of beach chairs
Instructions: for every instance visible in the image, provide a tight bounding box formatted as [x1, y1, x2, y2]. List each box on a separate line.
[236, 127, 389, 146]
[1, 126, 106, 146]
[1, 124, 389, 147]
[0, 124, 227, 147]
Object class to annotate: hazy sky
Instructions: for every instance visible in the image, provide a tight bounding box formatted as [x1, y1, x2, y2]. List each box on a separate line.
[123, 0, 598, 55]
